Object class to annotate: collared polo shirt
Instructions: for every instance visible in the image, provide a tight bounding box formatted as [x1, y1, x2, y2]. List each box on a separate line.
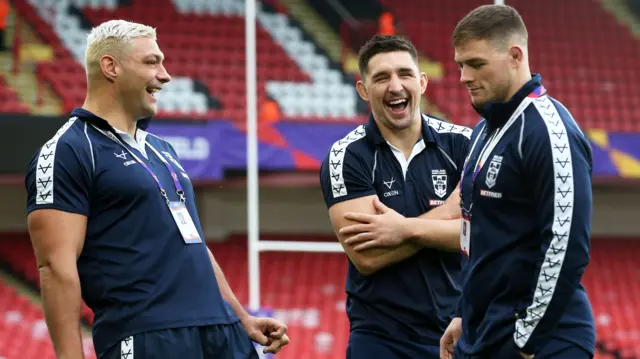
[25, 108, 237, 356]
[320, 114, 471, 344]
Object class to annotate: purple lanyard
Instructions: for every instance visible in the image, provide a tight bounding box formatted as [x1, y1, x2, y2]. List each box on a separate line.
[101, 129, 185, 204]
[459, 126, 486, 194]
[470, 129, 496, 186]
[141, 144, 186, 204]
[459, 128, 489, 216]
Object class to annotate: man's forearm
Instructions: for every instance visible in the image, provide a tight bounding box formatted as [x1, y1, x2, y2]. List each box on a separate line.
[362, 242, 422, 274]
[39, 266, 84, 359]
[404, 218, 461, 252]
[207, 249, 250, 321]
[420, 187, 462, 221]
[419, 204, 458, 220]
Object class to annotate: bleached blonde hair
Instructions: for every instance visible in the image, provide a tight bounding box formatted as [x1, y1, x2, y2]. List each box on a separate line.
[85, 19, 157, 76]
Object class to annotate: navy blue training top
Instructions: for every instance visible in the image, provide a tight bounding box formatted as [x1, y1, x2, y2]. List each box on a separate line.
[320, 114, 471, 345]
[25, 109, 238, 356]
[457, 75, 595, 356]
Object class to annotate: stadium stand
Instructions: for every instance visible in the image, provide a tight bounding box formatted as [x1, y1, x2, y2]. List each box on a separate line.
[9, 0, 640, 130]
[11, 0, 364, 122]
[0, 276, 96, 359]
[376, 0, 640, 131]
[0, 233, 634, 359]
[584, 238, 640, 359]
[0, 233, 352, 359]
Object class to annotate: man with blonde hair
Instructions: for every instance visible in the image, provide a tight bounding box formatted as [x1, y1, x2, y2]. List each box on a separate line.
[25, 19, 289, 359]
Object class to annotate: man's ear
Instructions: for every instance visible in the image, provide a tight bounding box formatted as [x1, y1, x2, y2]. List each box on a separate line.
[356, 80, 369, 102]
[419, 72, 428, 95]
[509, 45, 525, 68]
[100, 55, 119, 82]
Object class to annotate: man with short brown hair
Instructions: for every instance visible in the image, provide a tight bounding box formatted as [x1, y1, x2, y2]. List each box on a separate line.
[320, 34, 470, 359]
[439, 5, 595, 359]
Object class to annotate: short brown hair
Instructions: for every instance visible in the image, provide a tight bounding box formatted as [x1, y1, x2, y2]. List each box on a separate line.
[452, 5, 528, 49]
[357, 35, 419, 78]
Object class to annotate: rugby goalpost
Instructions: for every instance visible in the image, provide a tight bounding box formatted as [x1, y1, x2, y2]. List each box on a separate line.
[244, 0, 505, 312]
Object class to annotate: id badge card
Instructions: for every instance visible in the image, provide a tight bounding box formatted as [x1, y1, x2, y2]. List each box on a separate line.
[461, 210, 471, 257]
[168, 202, 202, 244]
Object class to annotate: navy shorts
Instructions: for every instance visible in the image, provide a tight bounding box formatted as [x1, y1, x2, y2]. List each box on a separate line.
[346, 330, 440, 359]
[101, 322, 260, 359]
[454, 338, 592, 359]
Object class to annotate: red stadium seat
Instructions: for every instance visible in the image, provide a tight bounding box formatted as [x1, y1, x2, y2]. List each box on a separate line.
[0, 75, 30, 114]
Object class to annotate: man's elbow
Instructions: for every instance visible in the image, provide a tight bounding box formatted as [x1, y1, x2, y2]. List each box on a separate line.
[354, 262, 377, 276]
[351, 255, 380, 276]
[37, 261, 79, 287]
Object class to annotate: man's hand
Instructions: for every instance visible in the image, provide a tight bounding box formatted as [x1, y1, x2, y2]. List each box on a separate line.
[241, 316, 290, 354]
[341, 197, 409, 251]
[440, 317, 462, 359]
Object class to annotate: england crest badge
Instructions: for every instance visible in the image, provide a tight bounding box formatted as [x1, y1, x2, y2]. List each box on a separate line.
[432, 169, 447, 198]
[485, 155, 503, 189]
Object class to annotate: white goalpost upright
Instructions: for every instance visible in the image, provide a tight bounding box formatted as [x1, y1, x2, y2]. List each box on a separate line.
[245, 0, 260, 312]
[244, 0, 506, 313]
[244, 0, 344, 313]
